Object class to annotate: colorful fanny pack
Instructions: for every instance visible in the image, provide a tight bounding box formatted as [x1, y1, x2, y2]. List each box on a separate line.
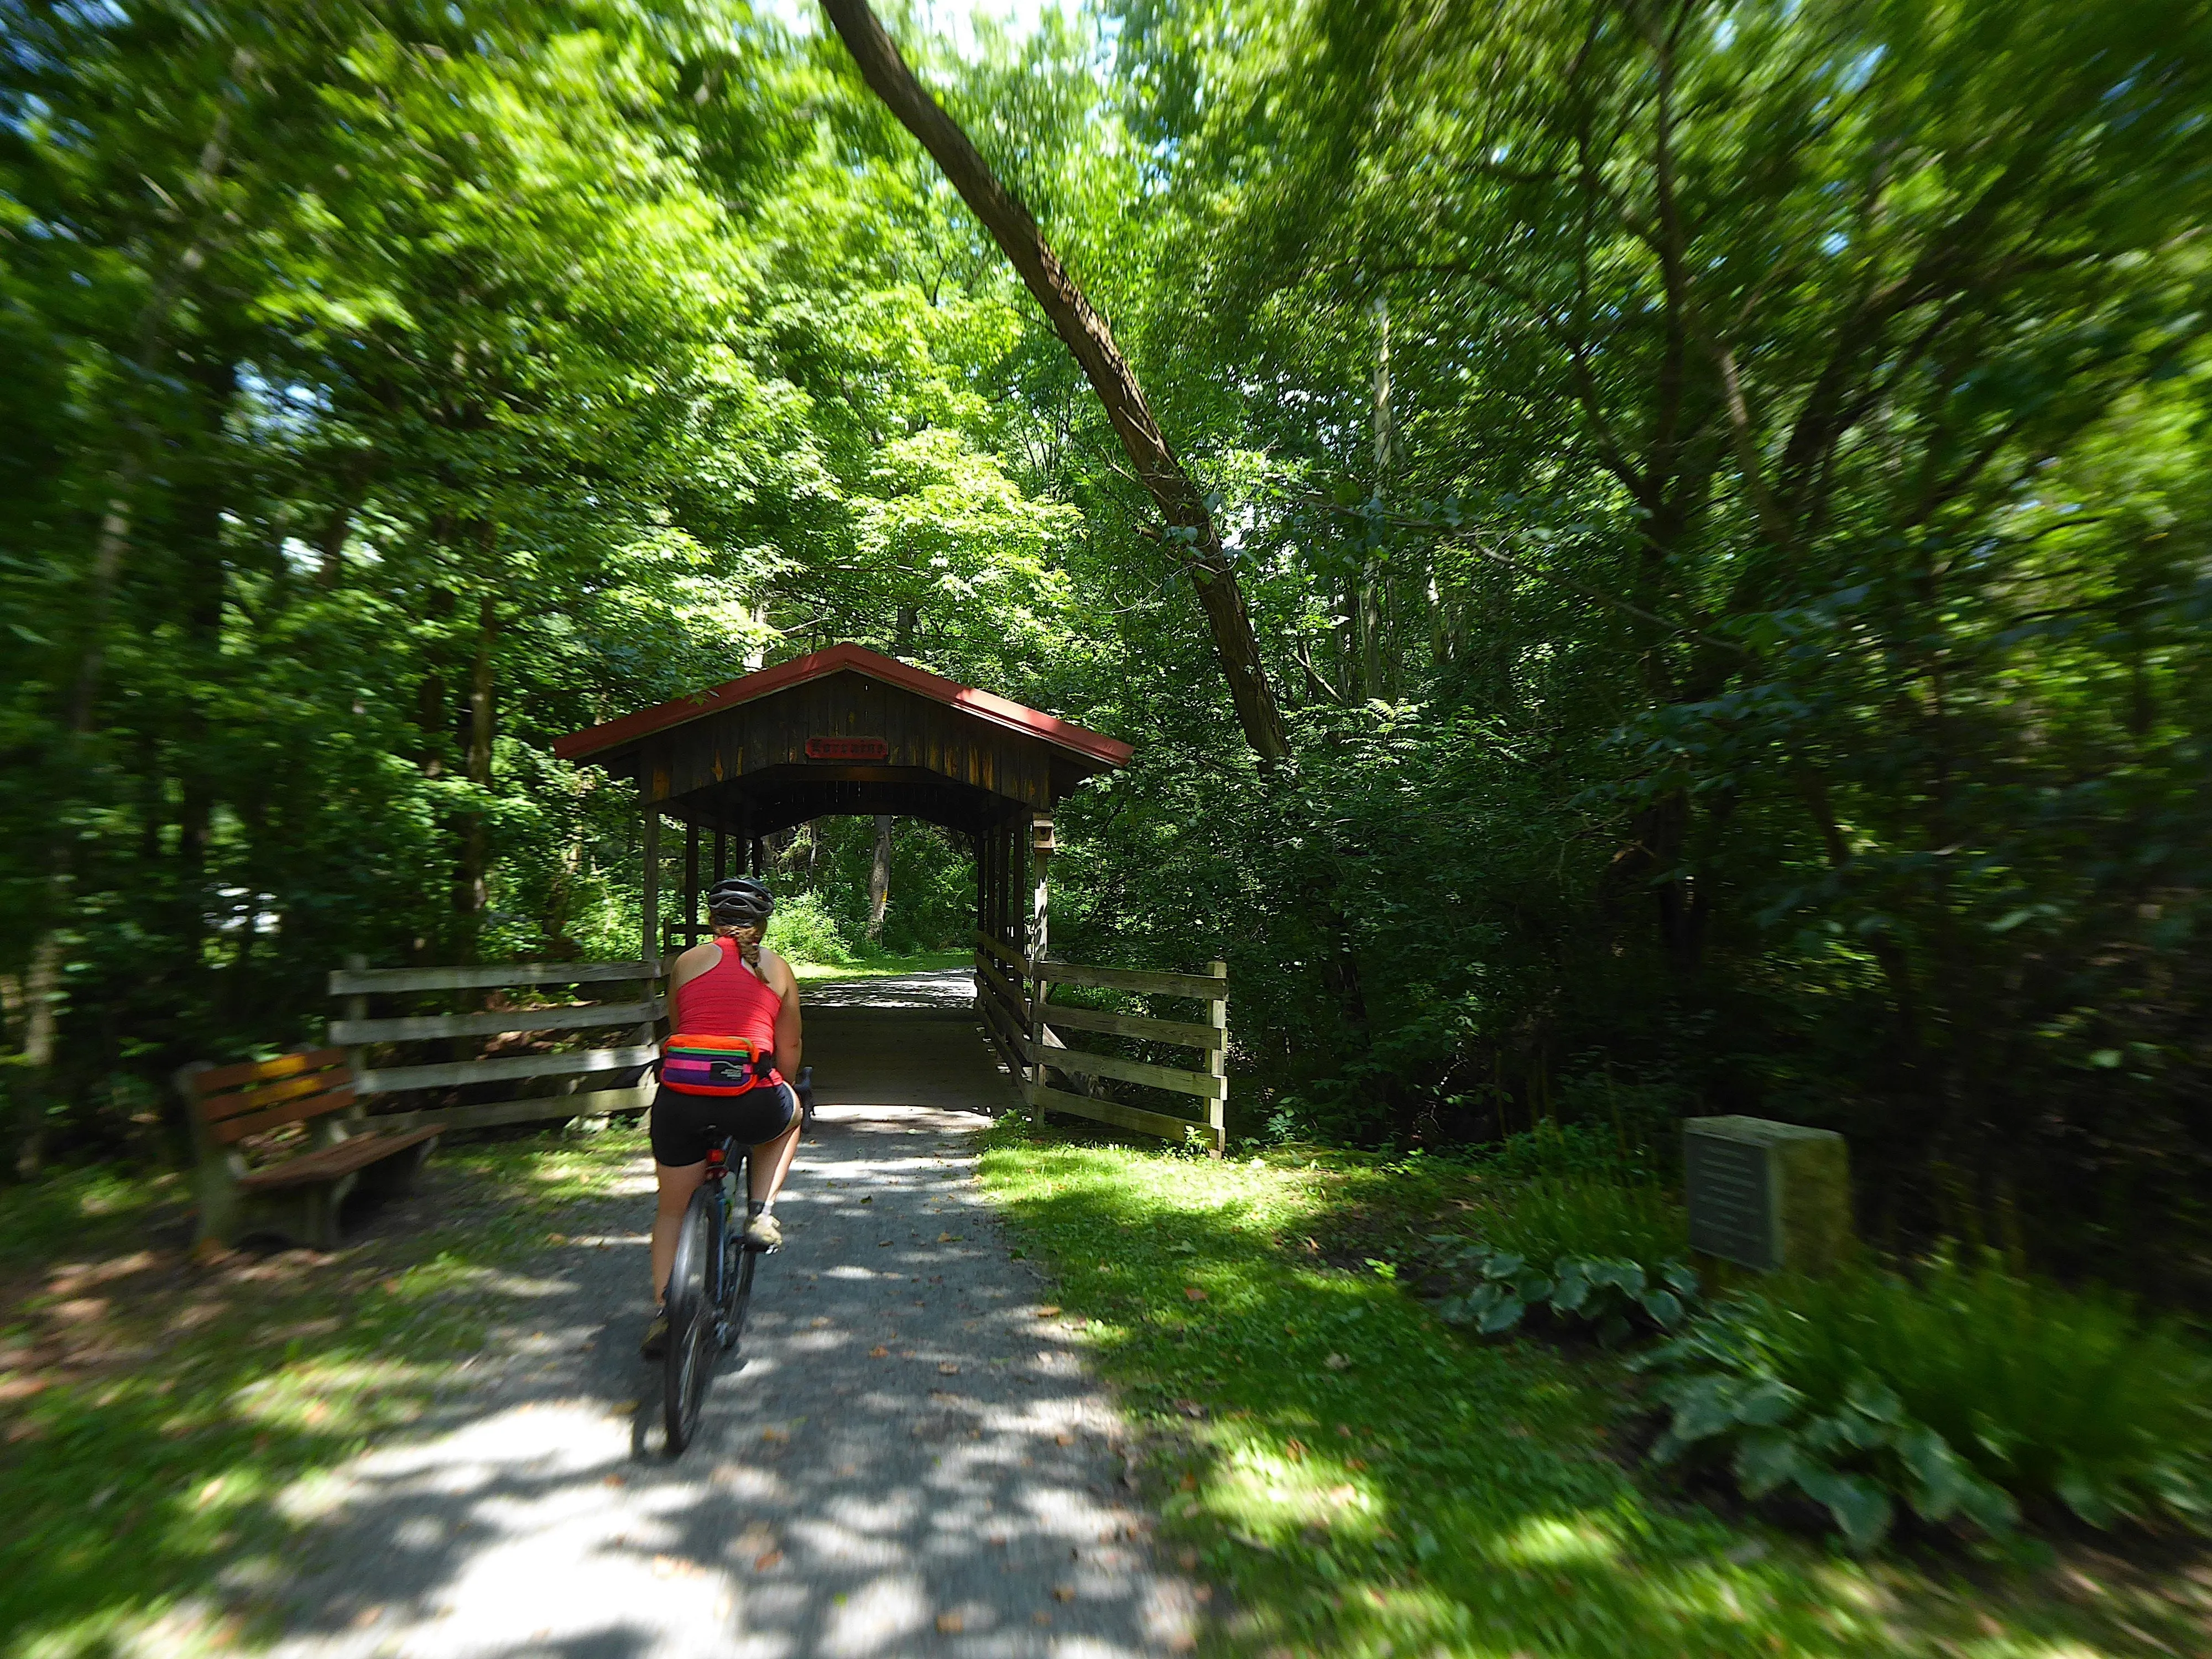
[661, 1034, 775, 1097]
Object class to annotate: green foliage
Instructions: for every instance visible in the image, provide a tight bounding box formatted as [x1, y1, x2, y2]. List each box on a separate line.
[1436, 1241, 1699, 1346]
[978, 1125, 2209, 1655]
[1476, 1119, 1656, 1187]
[1477, 1177, 1689, 1268]
[4, 0, 2211, 1317]
[1428, 1175, 1695, 1342]
[765, 889, 855, 967]
[1634, 1256, 2212, 1548]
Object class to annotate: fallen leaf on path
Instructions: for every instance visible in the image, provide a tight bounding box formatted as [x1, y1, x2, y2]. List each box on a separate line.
[810, 1317, 831, 1328]
[938, 1362, 959, 1375]
[935, 1613, 964, 1634]
[869, 1345, 889, 1358]
[601, 1474, 625, 1487]
[1183, 1287, 1207, 1302]
[1179, 1472, 1198, 1491]
[1035, 1305, 1061, 1317]
[1174, 1400, 1206, 1419]
[753, 1550, 782, 1571]
[1052, 1585, 1074, 1603]
[1055, 1431, 1074, 1446]
[760, 1427, 787, 1443]
[651, 1555, 702, 1579]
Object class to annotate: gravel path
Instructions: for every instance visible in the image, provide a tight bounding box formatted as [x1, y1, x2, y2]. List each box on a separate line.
[269, 974, 1197, 1658]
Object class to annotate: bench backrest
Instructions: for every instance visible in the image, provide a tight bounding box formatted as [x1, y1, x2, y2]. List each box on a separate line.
[186, 1048, 356, 1146]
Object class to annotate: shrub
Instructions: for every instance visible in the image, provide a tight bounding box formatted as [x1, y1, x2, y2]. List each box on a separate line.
[1633, 1254, 2212, 1549]
[1432, 1176, 1697, 1342]
[1478, 1119, 1655, 1185]
[1437, 1241, 1698, 1343]
[766, 890, 854, 966]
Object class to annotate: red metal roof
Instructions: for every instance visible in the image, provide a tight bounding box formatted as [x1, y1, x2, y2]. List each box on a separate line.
[550, 643, 1134, 769]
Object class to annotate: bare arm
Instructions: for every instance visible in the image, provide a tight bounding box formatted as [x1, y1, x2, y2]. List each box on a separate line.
[768, 948, 802, 1074]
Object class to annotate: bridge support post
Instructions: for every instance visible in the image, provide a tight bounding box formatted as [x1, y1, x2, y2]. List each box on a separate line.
[1026, 814, 1053, 1107]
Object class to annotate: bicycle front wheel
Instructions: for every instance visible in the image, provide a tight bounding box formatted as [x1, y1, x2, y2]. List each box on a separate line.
[662, 1186, 719, 1456]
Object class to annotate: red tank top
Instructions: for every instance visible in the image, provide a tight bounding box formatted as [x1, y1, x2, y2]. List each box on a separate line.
[672, 939, 784, 1056]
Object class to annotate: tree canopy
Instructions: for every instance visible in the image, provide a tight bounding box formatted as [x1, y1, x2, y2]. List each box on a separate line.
[4, 0, 2208, 1288]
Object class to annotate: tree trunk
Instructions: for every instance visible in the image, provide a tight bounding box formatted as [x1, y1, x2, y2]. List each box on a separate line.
[1359, 295, 1392, 699]
[456, 590, 498, 952]
[820, 0, 1290, 764]
[868, 814, 893, 945]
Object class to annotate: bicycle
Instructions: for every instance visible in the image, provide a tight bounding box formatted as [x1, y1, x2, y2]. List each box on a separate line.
[661, 1067, 810, 1456]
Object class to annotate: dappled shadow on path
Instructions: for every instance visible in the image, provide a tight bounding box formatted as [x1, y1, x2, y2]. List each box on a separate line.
[260, 1107, 1197, 1659]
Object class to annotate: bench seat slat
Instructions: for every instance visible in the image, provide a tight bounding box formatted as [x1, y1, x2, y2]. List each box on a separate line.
[211, 1087, 358, 1146]
[236, 1127, 440, 1191]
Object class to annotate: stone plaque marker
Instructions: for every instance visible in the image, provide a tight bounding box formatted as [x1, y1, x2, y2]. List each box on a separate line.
[1684, 1117, 1850, 1273]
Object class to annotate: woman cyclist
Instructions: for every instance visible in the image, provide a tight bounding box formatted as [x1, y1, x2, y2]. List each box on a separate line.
[640, 875, 804, 1359]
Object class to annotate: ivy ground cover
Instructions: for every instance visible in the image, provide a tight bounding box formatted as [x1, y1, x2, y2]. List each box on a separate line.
[977, 1123, 2211, 1658]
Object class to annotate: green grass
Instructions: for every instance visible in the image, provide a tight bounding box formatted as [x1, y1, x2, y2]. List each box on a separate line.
[0, 1125, 651, 1659]
[978, 1121, 2211, 1657]
[1472, 1175, 1690, 1267]
[792, 946, 970, 982]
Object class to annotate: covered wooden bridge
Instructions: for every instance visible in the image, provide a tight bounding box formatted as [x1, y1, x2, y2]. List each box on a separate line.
[549, 643, 1130, 965]
[275, 645, 1226, 1194]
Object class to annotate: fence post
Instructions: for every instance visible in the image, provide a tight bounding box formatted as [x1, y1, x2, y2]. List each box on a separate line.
[1207, 960, 1228, 1157]
[341, 952, 369, 1128]
[640, 807, 660, 964]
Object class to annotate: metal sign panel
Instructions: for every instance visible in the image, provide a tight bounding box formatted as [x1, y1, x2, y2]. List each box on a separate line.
[1686, 1128, 1776, 1269]
[804, 735, 890, 761]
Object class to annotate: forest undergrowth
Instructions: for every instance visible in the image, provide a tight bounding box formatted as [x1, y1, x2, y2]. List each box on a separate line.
[978, 1117, 2212, 1658]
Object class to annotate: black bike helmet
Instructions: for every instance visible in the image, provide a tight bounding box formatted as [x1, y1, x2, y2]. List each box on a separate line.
[707, 875, 774, 929]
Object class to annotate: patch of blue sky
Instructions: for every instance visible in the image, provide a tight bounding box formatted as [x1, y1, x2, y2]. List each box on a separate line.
[761, 0, 1059, 55]
[1838, 45, 1885, 95]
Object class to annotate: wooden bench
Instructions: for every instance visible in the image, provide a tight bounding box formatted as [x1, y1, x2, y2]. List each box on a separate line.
[175, 1048, 440, 1249]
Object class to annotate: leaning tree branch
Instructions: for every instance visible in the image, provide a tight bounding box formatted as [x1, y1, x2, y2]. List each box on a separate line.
[819, 0, 1291, 764]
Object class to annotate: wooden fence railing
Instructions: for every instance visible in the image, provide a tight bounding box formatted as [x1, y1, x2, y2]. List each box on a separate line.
[327, 958, 665, 1134]
[973, 931, 1226, 1153]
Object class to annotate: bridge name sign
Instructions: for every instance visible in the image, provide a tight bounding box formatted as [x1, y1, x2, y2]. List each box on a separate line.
[805, 735, 890, 761]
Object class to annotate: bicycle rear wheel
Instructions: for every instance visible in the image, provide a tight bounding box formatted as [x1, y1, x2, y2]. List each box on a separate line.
[662, 1185, 719, 1455]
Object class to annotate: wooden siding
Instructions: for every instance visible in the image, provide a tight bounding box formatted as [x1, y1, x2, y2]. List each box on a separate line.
[631, 669, 1072, 825]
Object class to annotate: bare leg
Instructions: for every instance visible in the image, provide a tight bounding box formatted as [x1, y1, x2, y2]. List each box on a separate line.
[650, 1160, 707, 1307]
[749, 1109, 803, 1209]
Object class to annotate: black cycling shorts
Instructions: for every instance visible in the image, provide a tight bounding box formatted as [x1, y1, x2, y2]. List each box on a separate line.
[649, 1080, 799, 1167]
